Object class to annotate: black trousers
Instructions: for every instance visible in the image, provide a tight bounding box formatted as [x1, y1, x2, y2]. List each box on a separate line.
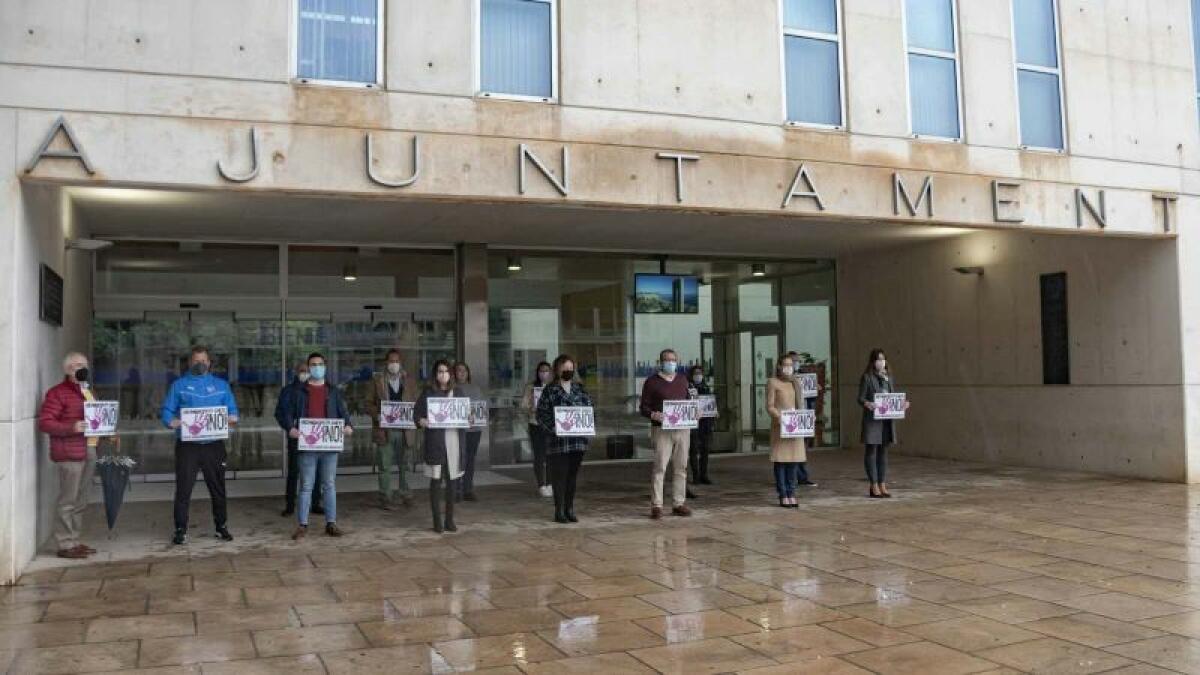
[689, 431, 711, 482]
[284, 437, 321, 510]
[865, 444, 888, 484]
[548, 452, 584, 513]
[460, 431, 482, 495]
[529, 425, 550, 487]
[174, 440, 228, 530]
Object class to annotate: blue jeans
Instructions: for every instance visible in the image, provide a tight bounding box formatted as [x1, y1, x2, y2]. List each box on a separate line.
[796, 462, 810, 483]
[298, 451, 338, 525]
[773, 462, 799, 498]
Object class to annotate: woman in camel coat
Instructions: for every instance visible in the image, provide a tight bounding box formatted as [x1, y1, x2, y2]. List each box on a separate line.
[766, 353, 806, 508]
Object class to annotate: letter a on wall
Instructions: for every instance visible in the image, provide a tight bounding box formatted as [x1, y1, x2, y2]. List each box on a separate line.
[25, 117, 95, 175]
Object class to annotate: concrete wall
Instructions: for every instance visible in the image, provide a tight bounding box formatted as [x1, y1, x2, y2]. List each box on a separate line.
[0, 157, 91, 580]
[837, 229, 1185, 481]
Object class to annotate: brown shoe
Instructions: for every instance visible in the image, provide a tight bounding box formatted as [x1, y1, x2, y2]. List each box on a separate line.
[325, 523, 344, 537]
[291, 526, 307, 540]
[672, 505, 692, 517]
[650, 506, 663, 520]
[76, 544, 96, 554]
[56, 548, 87, 559]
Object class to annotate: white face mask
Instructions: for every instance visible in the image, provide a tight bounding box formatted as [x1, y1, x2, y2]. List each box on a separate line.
[297, 372, 310, 383]
[538, 371, 552, 384]
[875, 359, 886, 372]
[387, 362, 402, 375]
[780, 366, 794, 377]
[692, 374, 703, 384]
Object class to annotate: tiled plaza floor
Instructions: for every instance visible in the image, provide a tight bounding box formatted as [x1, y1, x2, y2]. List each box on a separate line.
[6, 451, 1200, 673]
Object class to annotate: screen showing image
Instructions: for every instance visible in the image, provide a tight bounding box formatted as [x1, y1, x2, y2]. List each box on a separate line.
[634, 274, 700, 314]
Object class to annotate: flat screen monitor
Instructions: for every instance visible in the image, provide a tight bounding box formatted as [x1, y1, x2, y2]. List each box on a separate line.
[634, 274, 700, 314]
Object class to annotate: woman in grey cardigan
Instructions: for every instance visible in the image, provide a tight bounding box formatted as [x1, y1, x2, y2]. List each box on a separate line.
[857, 348, 910, 498]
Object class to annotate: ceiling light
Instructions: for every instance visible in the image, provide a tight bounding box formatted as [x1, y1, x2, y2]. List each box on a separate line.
[751, 263, 766, 277]
[343, 264, 358, 282]
[507, 256, 523, 272]
[64, 238, 113, 252]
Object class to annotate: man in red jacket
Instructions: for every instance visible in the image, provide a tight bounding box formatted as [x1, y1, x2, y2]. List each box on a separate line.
[37, 352, 98, 559]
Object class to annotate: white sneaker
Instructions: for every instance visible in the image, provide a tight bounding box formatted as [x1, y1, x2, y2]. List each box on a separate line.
[539, 485, 553, 498]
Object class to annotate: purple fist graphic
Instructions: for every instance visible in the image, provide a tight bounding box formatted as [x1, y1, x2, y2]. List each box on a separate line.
[666, 412, 681, 425]
[88, 417, 100, 430]
[559, 416, 575, 431]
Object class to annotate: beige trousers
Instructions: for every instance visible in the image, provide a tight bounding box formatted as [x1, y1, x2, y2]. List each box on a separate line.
[54, 449, 95, 549]
[650, 427, 690, 508]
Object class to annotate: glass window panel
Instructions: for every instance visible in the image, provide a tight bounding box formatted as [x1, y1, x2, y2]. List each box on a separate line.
[297, 0, 379, 83]
[1013, 0, 1058, 68]
[785, 36, 842, 125]
[1192, 0, 1200, 90]
[481, 0, 553, 98]
[1018, 69, 1064, 149]
[905, 0, 955, 52]
[783, 0, 837, 34]
[96, 243, 279, 297]
[908, 53, 960, 137]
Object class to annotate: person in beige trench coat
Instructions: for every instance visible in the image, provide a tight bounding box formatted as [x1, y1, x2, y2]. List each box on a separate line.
[766, 354, 806, 507]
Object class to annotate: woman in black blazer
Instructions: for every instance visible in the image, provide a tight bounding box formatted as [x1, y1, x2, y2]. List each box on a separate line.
[857, 348, 910, 498]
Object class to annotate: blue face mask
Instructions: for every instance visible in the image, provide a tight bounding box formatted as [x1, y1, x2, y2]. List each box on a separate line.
[309, 365, 326, 381]
[662, 361, 678, 375]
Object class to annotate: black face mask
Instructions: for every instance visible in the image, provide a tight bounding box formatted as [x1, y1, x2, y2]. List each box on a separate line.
[74, 368, 89, 383]
[190, 363, 209, 376]
[559, 370, 574, 381]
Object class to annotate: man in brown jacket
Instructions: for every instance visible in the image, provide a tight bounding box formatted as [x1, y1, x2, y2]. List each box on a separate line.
[368, 349, 413, 509]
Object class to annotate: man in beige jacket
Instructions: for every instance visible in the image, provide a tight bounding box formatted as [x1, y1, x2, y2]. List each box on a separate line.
[368, 349, 413, 509]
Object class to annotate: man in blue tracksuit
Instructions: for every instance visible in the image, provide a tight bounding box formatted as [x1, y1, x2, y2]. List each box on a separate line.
[161, 345, 239, 545]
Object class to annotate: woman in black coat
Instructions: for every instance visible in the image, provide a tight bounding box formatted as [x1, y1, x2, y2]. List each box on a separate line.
[535, 354, 593, 523]
[415, 359, 466, 533]
[687, 365, 714, 485]
[857, 348, 910, 498]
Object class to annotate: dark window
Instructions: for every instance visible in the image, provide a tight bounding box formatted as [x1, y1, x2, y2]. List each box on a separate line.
[1040, 272, 1068, 385]
[40, 264, 63, 327]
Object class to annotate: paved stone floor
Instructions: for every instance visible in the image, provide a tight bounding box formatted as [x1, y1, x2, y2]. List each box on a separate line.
[5, 451, 1200, 674]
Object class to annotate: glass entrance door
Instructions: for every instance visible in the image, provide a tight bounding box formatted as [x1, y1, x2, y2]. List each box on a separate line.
[750, 332, 780, 450]
[92, 309, 285, 480]
[285, 309, 457, 472]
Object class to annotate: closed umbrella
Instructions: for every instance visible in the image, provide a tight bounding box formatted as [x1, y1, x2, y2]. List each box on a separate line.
[95, 441, 135, 530]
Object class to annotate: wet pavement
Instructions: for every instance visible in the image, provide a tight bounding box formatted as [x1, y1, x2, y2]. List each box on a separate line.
[5, 451, 1200, 673]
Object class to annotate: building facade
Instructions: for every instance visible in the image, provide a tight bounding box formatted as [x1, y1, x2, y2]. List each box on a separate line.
[0, 0, 1197, 581]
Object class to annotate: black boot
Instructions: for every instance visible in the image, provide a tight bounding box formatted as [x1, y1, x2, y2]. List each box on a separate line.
[430, 480, 443, 533]
[553, 484, 567, 523]
[444, 479, 457, 532]
[564, 485, 578, 523]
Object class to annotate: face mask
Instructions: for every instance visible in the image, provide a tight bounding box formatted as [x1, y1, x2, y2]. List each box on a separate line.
[74, 368, 89, 383]
[560, 370, 574, 381]
[297, 372, 310, 383]
[190, 362, 208, 377]
[662, 361, 678, 375]
[538, 371, 551, 384]
[309, 365, 326, 381]
[781, 366, 794, 377]
[875, 359, 886, 371]
[692, 373, 703, 384]
[437, 372, 451, 385]
[387, 363, 402, 375]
